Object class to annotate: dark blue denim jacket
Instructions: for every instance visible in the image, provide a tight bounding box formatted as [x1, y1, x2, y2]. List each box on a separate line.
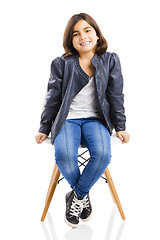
[39, 51, 126, 144]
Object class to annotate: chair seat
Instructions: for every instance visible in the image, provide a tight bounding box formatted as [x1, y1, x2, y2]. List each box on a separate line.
[45, 132, 120, 146]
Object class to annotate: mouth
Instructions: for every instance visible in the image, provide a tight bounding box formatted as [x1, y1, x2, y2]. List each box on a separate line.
[80, 41, 91, 46]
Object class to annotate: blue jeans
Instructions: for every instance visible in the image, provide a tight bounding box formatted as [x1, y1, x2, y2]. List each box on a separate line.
[54, 118, 111, 198]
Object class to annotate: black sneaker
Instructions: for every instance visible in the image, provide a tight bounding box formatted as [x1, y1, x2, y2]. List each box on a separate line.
[65, 190, 83, 228]
[80, 194, 92, 222]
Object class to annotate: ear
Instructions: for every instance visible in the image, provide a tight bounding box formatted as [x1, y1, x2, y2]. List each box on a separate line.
[96, 36, 100, 44]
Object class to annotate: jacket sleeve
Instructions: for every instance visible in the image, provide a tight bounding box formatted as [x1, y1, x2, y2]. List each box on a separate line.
[38, 57, 63, 135]
[106, 53, 126, 132]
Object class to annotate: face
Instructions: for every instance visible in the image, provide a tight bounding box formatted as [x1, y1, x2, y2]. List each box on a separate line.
[72, 20, 99, 56]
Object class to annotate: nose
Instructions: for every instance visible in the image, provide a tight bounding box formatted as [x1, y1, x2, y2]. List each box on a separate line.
[80, 32, 86, 40]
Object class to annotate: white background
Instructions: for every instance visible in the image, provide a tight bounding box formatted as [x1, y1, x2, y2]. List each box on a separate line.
[0, 0, 160, 239]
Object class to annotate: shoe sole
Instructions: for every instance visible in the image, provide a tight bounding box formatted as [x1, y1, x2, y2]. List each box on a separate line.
[64, 215, 79, 228]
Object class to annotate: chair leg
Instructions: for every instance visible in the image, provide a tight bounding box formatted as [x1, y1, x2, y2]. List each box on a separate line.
[41, 164, 60, 221]
[104, 167, 126, 220]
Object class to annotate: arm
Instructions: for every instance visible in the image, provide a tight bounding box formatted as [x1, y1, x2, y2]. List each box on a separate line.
[107, 53, 129, 143]
[35, 57, 64, 143]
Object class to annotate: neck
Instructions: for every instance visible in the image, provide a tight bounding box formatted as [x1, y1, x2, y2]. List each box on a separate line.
[79, 51, 95, 61]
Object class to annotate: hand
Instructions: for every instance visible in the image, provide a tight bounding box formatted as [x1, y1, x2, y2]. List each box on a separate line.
[116, 131, 130, 144]
[35, 132, 48, 144]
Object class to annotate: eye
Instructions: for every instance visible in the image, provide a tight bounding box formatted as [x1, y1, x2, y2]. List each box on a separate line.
[73, 33, 79, 37]
[86, 29, 91, 33]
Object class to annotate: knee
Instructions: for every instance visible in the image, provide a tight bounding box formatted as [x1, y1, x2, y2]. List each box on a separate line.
[55, 146, 67, 164]
[55, 148, 80, 187]
[55, 147, 77, 173]
[93, 147, 111, 165]
[55, 147, 73, 167]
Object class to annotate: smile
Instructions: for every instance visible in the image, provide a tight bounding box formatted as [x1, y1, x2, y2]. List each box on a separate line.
[80, 41, 91, 46]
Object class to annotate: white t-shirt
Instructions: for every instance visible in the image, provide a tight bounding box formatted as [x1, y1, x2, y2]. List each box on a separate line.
[66, 77, 100, 119]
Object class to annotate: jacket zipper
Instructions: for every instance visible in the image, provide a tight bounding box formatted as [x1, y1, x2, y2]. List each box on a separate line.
[97, 62, 104, 104]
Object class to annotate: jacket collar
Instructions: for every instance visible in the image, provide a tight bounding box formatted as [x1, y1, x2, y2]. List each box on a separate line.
[70, 53, 100, 80]
[73, 53, 100, 67]
[91, 53, 100, 67]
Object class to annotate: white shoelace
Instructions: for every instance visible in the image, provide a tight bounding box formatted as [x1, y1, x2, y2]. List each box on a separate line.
[81, 195, 90, 209]
[82, 196, 89, 208]
[70, 196, 83, 218]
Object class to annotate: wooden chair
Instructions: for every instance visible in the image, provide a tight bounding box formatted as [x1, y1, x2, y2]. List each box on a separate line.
[41, 134, 126, 221]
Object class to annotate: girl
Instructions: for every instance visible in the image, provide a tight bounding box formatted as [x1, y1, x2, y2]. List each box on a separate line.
[35, 13, 129, 228]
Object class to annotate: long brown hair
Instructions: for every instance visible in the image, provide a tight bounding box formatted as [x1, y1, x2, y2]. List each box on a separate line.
[63, 13, 108, 58]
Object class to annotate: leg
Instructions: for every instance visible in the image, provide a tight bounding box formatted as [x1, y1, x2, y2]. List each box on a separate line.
[104, 167, 126, 220]
[54, 120, 82, 188]
[41, 164, 60, 221]
[74, 118, 111, 198]
[45, 164, 60, 204]
[54, 120, 85, 227]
